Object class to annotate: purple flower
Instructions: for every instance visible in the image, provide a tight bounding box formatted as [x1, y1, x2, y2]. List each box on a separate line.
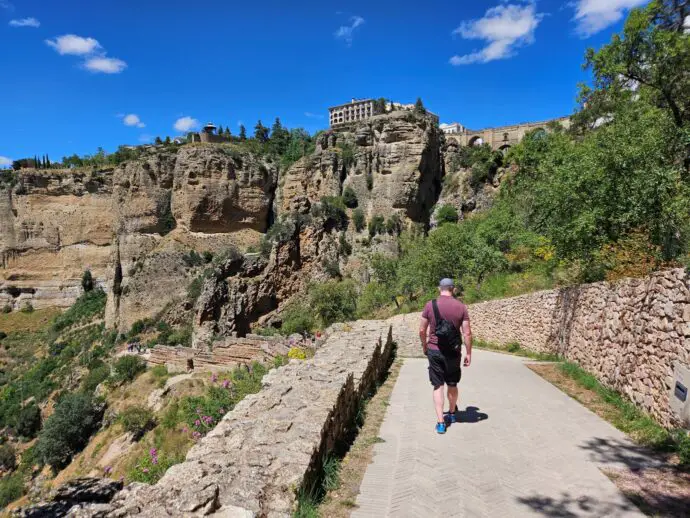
[181, 426, 188, 433]
[103, 466, 113, 475]
[149, 448, 158, 457]
[192, 431, 201, 440]
[142, 468, 149, 473]
[152, 457, 158, 465]
[210, 373, 218, 383]
[222, 380, 230, 389]
[194, 419, 201, 427]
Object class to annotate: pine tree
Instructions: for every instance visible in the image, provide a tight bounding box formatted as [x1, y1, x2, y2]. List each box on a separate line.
[239, 124, 247, 141]
[254, 120, 269, 143]
[165, 136, 171, 145]
[414, 97, 426, 114]
[224, 127, 231, 137]
[270, 117, 288, 155]
[46, 155, 51, 168]
[154, 136, 163, 145]
[217, 125, 223, 135]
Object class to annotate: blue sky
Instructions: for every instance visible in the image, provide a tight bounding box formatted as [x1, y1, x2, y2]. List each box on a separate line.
[0, 0, 649, 165]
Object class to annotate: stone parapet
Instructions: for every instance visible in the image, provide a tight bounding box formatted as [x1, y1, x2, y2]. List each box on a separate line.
[52, 320, 393, 517]
[468, 268, 690, 428]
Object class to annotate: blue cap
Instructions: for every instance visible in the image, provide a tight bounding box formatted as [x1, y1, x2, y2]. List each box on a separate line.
[439, 278, 454, 288]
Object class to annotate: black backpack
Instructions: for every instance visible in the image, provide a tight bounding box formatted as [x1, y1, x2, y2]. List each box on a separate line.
[432, 299, 460, 355]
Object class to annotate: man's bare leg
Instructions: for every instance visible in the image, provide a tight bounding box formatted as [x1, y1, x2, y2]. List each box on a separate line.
[447, 386, 458, 415]
[433, 386, 445, 423]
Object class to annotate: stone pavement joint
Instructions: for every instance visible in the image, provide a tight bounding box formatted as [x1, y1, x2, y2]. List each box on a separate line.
[353, 319, 657, 517]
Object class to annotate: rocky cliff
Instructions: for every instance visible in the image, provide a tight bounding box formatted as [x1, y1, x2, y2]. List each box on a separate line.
[1, 112, 455, 336]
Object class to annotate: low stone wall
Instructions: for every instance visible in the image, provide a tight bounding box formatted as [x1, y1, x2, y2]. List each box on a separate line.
[147, 334, 291, 373]
[469, 268, 690, 428]
[67, 320, 394, 517]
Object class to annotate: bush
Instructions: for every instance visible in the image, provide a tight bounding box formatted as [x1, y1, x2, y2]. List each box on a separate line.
[352, 209, 366, 232]
[16, 403, 41, 439]
[119, 406, 155, 439]
[287, 347, 308, 360]
[0, 331, 6, 340]
[0, 443, 16, 471]
[81, 365, 111, 394]
[338, 233, 352, 256]
[368, 215, 385, 237]
[21, 302, 34, 314]
[52, 289, 107, 332]
[315, 196, 348, 228]
[127, 448, 184, 485]
[37, 392, 103, 470]
[357, 282, 394, 318]
[309, 280, 357, 327]
[342, 186, 358, 208]
[281, 303, 316, 336]
[81, 270, 94, 292]
[2, 305, 11, 314]
[385, 214, 402, 235]
[187, 276, 203, 302]
[0, 473, 24, 508]
[436, 204, 459, 225]
[113, 355, 146, 384]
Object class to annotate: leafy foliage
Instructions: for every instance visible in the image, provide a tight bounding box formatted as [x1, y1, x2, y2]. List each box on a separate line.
[81, 270, 94, 292]
[309, 280, 357, 327]
[120, 406, 155, 439]
[37, 392, 103, 470]
[352, 208, 366, 232]
[52, 289, 107, 333]
[280, 303, 316, 336]
[113, 355, 146, 384]
[0, 443, 16, 471]
[342, 186, 358, 208]
[435, 204, 459, 225]
[16, 402, 42, 439]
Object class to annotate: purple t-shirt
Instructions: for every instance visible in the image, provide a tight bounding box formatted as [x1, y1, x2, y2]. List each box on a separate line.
[422, 296, 469, 351]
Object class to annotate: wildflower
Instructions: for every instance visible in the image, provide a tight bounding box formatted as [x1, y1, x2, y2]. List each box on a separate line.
[103, 466, 112, 475]
[192, 431, 201, 440]
[149, 448, 158, 457]
[210, 373, 218, 383]
[194, 419, 201, 427]
[222, 380, 230, 389]
[181, 426, 188, 433]
[142, 468, 149, 473]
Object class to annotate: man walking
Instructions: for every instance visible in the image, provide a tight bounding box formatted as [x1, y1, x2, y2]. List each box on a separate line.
[419, 278, 472, 434]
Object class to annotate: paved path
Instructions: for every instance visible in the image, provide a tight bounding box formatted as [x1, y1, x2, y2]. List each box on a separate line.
[353, 346, 656, 517]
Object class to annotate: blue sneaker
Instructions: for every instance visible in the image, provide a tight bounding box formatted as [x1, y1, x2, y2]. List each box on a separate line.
[444, 412, 457, 425]
[435, 422, 447, 434]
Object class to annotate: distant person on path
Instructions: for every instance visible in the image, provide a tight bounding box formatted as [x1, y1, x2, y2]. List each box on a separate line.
[419, 278, 472, 434]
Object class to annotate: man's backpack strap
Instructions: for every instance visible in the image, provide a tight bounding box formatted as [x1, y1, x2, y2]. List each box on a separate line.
[431, 299, 442, 323]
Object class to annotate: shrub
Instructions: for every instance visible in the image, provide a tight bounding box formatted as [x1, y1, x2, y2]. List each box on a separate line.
[385, 214, 402, 235]
[436, 204, 459, 225]
[287, 347, 308, 360]
[21, 302, 34, 314]
[129, 319, 151, 337]
[0, 443, 16, 471]
[81, 365, 111, 394]
[81, 270, 94, 292]
[357, 282, 394, 319]
[37, 392, 103, 470]
[315, 196, 348, 228]
[202, 251, 214, 263]
[0, 331, 6, 340]
[113, 355, 146, 384]
[366, 172, 373, 190]
[0, 473, 24, 508]
[281, 303, 316, 336]
[368, 215, 385, 238]
[338, 233, 352, 256]
[342, 186, 358, 208]
[119, 406, 155, 439]
[127, 448, 184, 484]
[16, 403, 42, 439]
[165, 326, 192, 347]
[309, 280, 357, 327]
[182, 250, 204, 267]
[1, 305, 11, 314]
[323, 260, 341, 278]
[187, 276, 204, 302]
[352, 209, 366, 232]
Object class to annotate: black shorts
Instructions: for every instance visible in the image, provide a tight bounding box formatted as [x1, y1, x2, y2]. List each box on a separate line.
[427, 349, 461, 388]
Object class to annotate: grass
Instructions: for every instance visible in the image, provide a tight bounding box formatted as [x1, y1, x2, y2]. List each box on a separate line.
[473, 338, 560, 362]
[556, 362, 686, 457]
[0, 307, 61, 334]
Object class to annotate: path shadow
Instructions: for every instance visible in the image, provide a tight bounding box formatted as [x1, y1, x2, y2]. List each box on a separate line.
[579, 437, 664, 471]
[456, 406, 488, 424]
[516, 492, 638, 518]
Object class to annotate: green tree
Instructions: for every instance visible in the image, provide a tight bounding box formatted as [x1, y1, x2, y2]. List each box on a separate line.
[352, 208, 366, 232]
[217, 125, 223, 135]
[37, 392, 103, 470]
[0, 443, 16, 471]
[270, 117, 289, 155]
[309, 280, 357, 327]
[254, 120, 269, 143]
[154, 136, 163, 145]
[342, 186, 358, 208]
[368, 215, 385, 237]
[239, 124, 247, 141]
[81, 270, 94, 292]
[224, 127, 231, 137]
[414, 97, 426, 114]
[113, 355, 146, 384]
[16, 403, 41, 439]
[164, 136, 171, 145]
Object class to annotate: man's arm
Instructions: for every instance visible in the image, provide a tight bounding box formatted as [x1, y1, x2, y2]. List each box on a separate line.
[462, 319, 472, 366]
[419, 316, 429, 355]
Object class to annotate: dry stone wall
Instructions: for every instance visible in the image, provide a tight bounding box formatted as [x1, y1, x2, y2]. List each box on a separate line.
[147, 334, 291, 373]
[55, 320, 393, 517]
[469, 268, 690, 428]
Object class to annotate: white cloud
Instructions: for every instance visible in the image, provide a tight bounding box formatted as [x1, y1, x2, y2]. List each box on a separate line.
[84, 56, 127, 74]
[449, 3, 544, 65]
[572, 0, 648, 37]
[304, 112, 324, 119]
[334, 15, 364, 46]
[9, 17, 40, 28]
[46, 34, 102, 55]
[174, 116, 199, 132]
[123, 114, 145, 128]
[0, 156, 12, 167]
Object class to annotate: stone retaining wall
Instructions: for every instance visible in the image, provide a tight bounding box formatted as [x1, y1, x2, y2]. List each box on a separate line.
[469, 268, 690, 428]
[147, 334, 291, 373]
[66, 320, 394, 517]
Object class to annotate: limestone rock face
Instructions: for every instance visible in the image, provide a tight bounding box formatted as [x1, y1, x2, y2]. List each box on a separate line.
[277, 111, 444, 227]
